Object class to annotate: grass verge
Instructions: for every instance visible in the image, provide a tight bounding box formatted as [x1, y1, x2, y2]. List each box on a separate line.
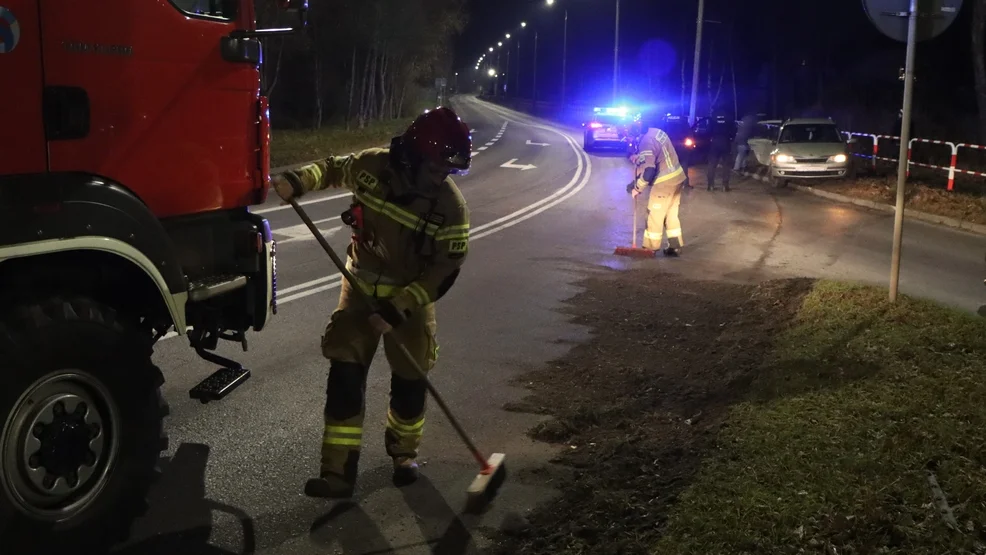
[655, 280, 986, 554]
[489, 270, 986, 555]
[270, 118, 414, 169]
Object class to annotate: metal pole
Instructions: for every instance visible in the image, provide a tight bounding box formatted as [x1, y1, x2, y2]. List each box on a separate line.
[517, 39, 522, 98]
[495, 49, 500, 97]
[505, 46, 511, 96]
[533, 31, 539, 106]
[889, 0, 918, 303]
[562, 9, 568, 107]
[688, 0, 705, 126]
[613, 0, 620, 104]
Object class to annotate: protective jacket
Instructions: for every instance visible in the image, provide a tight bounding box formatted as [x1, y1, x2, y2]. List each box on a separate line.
[281, 147, 470, 317]
[632, 128, 686, 193]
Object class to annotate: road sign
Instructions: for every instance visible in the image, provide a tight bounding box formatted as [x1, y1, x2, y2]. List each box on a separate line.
[863, 0, 962, 42]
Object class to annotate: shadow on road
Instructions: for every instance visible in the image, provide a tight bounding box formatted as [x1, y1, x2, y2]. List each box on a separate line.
[112, 443, 255, 555]
[308, 467, 478, 555]
[398, 475, 475, 555]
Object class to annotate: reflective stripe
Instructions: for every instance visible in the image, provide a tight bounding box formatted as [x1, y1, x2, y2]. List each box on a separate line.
[387, 411, 424, 436]
[323, 425, 362, 447]
[435, 224, 469, 241]
[667, 227, 682, 238]
[406, 282, 430, 305]
[309, 163, 324, 185]
[352, 189, 441, 237]
[650, 203, 663, 210]
[653, 166, 684, 184]
[644, 230, 663, 239]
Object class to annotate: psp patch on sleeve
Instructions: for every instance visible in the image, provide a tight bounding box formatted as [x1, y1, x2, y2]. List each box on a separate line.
[356, 170, 379, 190]
[448, 239, 468, 254]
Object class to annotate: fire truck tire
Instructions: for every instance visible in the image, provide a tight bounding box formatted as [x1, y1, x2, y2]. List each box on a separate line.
[0, 295, 168, 553]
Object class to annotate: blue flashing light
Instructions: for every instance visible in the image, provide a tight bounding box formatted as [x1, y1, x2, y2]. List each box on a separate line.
[593, 106, 630, 117]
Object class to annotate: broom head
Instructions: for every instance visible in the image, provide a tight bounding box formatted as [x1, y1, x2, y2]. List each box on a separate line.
[613, 246, 656, 258]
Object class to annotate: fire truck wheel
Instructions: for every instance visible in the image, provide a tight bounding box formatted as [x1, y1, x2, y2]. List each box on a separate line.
[0, 295, 168, 553]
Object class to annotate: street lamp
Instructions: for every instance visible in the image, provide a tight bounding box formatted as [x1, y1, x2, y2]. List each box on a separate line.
[489, 47, 493, 52]
[505, 33, 511, 39]
[488, 68, 496, 77]
[498, 41, 503, 47]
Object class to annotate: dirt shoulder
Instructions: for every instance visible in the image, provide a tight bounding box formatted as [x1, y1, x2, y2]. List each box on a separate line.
[820, 175, 986, 226]
[487, 268, 986, 554]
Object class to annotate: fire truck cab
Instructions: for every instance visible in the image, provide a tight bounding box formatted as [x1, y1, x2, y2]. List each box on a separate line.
[0, 0, 305, 551]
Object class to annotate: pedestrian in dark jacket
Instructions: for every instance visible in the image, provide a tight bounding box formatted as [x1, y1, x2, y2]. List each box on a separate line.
[707, 110, 736, 191]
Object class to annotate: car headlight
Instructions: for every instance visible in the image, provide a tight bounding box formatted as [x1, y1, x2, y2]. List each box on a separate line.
[774, 154, 795, 163]
[829, 154, 848, 163]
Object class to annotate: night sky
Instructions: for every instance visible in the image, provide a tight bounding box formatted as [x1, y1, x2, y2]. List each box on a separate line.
[451, 0, 976, 135]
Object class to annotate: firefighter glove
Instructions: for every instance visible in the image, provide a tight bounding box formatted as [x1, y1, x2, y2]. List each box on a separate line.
[373, 298, 407, 329]
[626, 181, 636, 194]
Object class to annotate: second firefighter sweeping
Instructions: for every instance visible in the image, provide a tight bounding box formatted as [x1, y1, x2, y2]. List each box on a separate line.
[628, 116, 688, 256]
[270, 107, 472, 499]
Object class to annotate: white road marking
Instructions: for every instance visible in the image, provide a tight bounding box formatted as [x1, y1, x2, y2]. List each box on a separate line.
[161, 104, 589, 341]
[478, 146, 488, 151]
[252, 192, 351, 215]
[500, 159, 537, 171]
[527, 140, 550, 146]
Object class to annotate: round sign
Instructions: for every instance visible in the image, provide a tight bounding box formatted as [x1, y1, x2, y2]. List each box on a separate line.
[0, 6, 20, 54]
[863, 0, 963, 42]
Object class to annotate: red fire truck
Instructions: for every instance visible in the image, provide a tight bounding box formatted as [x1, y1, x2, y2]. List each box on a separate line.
[0, 0, 305, 551]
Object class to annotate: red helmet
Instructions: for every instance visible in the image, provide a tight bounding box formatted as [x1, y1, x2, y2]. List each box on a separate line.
[402, 107, 472, 174]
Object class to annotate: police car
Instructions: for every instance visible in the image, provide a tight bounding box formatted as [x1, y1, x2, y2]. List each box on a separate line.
[581, 106, 641, 153]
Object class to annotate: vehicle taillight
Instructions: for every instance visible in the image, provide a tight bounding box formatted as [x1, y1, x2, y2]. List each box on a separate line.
[589, 122, 603, 129]
[256, 97, 271, 204]
[685, 138, 694, 147]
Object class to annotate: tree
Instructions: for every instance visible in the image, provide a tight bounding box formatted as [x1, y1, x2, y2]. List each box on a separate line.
[973, 0, 986, 142]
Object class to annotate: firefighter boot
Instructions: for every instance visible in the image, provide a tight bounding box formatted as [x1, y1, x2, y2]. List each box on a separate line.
[305, 360, 368, 498]
[392, 456, 420, 487]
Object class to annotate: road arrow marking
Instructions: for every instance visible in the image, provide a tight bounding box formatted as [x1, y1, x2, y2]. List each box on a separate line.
[500, 159, 537, 171]
[527, 140, 550, 146]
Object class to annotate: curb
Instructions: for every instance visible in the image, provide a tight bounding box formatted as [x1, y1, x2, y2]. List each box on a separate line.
[739, 170, 986, 237]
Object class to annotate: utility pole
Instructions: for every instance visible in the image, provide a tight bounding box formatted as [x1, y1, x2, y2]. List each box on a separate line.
[613, 0, 620, 103]
[562, 9, 568, 107]
[688, 0, 705, 126]
[517, 39, 522, 97]
[533, 30, 539, 106]
[505, 46, 511, 96]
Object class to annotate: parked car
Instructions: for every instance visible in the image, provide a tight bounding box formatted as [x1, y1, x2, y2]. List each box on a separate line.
[747, 118, 856, 187]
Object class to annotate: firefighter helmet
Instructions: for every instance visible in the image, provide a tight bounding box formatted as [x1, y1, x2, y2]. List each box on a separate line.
[402, 107, 472, 174]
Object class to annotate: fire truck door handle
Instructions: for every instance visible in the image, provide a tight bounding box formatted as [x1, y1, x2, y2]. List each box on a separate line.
[220, 35, 262, 65]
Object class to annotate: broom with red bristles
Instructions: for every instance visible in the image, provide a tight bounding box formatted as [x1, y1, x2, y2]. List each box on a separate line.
[614, 167, 656, 258]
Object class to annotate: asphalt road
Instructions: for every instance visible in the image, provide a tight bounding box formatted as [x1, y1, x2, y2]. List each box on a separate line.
[112, 96, 986, 555]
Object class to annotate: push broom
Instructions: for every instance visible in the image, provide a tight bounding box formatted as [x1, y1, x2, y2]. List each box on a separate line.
[287, 197, 507, 514]
[614, 168, 656, 258]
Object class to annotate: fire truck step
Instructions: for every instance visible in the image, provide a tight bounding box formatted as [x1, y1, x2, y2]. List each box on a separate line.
[188, 275, 248, 302]
[189, 367, 251, 404]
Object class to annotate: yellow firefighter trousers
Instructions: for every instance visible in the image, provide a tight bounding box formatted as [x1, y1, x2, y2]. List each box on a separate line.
[643, 182, 684, 251]
[318, 277, 438, 479]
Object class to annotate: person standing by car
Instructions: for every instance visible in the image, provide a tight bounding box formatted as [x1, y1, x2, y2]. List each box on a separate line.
[706, 110, 736, 191]
[733, 113, 758, 173]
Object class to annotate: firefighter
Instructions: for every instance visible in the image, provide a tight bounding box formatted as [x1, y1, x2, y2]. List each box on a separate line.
[270, 107, 472, 499]
[627, 116, 687, 255]
[707, 110, 736, 191]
